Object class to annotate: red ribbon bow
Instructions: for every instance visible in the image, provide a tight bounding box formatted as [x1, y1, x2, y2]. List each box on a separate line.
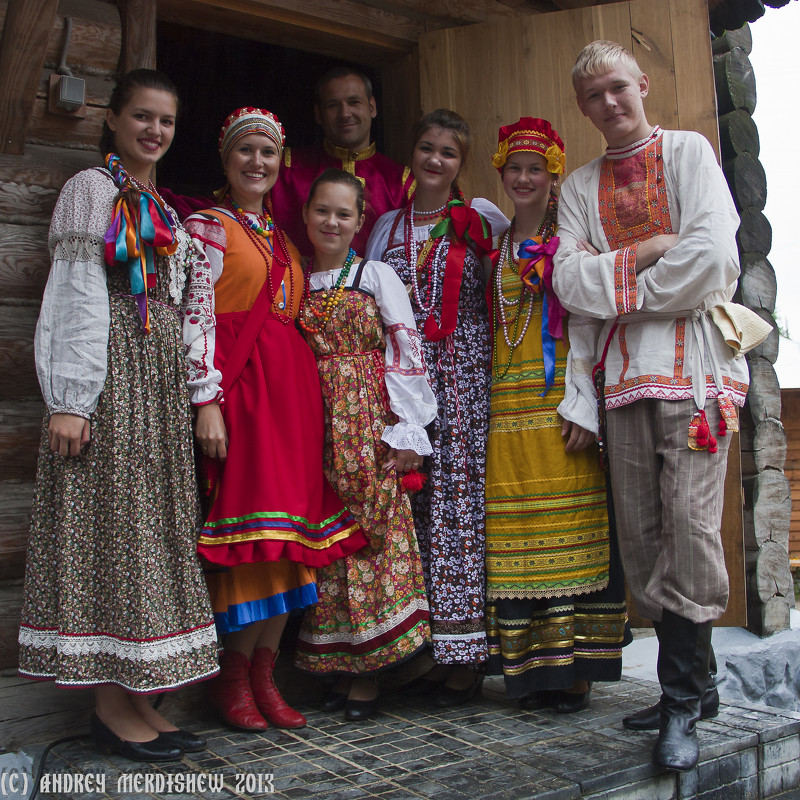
[449, 202, 492, 255]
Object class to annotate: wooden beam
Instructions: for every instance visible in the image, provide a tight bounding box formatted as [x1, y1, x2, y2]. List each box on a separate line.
[0, 0, 60, 154]
[498, 0, 561, 10]
[0, 482, 34, 581]
[119, 0, 156, 71]
[158, 0, 421, 65]
[550, 0, 618, 8]
[355, 0, 555, 24]
[0, 305, 39, 400]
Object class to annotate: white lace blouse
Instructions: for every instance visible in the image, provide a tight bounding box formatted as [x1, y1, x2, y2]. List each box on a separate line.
[34, 168, 221, 417]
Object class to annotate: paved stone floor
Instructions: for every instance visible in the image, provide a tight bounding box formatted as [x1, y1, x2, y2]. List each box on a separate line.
[21, 674, 800, 800]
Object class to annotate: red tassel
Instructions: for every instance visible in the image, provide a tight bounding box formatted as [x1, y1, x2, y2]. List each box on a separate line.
[696, 411, 710, 447]
[708, 435, 718, 454]
[401, 469, 427, 492]
[718, 417, 727, 437]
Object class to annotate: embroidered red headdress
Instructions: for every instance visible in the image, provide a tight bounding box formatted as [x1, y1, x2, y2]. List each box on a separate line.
[218, 107, 285, 163]
[491, 117, 565, 175]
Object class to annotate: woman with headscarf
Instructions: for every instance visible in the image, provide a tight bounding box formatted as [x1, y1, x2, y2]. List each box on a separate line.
[186, 108, 366, 732]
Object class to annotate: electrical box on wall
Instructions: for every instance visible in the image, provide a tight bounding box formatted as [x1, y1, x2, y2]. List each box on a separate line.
[48, 73, 87, 118]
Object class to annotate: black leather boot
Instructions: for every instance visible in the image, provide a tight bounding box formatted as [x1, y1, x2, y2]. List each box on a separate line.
[623, 642, 719, 731]
[652, 610, 712, 772]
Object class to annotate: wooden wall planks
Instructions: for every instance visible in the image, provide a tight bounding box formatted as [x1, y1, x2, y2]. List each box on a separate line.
[419, 0, 719, 218]
[0, 0, 61, 154]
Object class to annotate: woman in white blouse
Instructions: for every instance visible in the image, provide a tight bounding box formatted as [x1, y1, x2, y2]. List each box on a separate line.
[17, 69, 219, 762]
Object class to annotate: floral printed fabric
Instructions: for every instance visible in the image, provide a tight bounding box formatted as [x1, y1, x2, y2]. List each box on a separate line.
[18, 174, 219, 692]
[295, 289, 430, 673]
[381, 241, 491, 665]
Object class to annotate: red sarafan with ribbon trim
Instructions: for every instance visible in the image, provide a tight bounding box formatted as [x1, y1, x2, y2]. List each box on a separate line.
[422, 199, 492, 342]
[103, 153, 178, 334]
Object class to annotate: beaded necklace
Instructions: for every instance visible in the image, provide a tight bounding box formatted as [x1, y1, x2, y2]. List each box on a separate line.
[492, 211, 549, 380]
[403, 198, 451, 315]
[224, 194, 294, 322]
[298, 248, 357, 335]
[412, 202, 448, 224]
[226, 194, 275, 237]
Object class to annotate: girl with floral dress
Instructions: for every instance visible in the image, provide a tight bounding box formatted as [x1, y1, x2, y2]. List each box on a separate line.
[366, 109, 508, 704]
[294, 168, 436, 721]
[18, 69, 219, 762]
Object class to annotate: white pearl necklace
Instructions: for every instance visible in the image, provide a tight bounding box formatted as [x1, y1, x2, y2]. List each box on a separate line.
[412, 202, 448, 217]
[495, 225, 535, 349]
[407, 203, 446, 315]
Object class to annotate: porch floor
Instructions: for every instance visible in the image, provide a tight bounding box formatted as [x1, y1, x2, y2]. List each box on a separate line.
[6, 669, 800, 800]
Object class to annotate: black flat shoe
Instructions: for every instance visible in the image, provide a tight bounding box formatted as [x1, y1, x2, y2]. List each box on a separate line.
[157, 729, 206, 753]
[90, 714, 184, 762]
[403, 674, 446, 695]
[518, 691, 553, 711]
[552, 684, 591, 714]
[434, 672, 484, 708]
[344, 696, 378, 722]
[321, 691, 347, 712]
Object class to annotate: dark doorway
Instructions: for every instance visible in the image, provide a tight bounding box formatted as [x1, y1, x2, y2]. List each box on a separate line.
[156, 22, 385, 195]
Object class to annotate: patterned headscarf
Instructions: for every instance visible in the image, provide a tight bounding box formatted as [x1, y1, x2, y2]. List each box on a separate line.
[491, 117, 565, 175]
[218, 107, 285, 164]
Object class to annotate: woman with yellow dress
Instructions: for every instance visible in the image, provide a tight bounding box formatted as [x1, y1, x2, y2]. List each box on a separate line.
[484, 117, 629, 712]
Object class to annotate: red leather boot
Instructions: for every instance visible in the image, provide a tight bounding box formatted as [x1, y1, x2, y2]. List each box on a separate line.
[250, 647, 306, 729]
[208, 650, 268, 731]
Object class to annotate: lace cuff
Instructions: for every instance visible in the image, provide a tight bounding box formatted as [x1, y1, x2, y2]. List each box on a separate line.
[381, 422, 433, 456]
[48, 407, 92, 420]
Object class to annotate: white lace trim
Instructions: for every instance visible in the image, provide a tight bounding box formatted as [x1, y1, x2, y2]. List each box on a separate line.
[168, 226, 192, 306]
[431, 631, 487, 642]
[298, 597, 429, 646]
[17, 665, 220, 693]
[18, 624, 218, 662]
[381, 422, 433, 456]
[51, 231, 106, 264]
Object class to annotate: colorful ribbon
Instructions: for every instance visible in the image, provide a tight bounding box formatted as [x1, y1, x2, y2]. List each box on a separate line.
[424, 200, 492, 342]
[429, 200, 492, 254]
[103, 154, 178, 334]
[517, 236, 564, 394]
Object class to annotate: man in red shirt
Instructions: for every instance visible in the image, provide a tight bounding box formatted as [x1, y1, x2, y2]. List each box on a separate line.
[270, 66, 411, 256]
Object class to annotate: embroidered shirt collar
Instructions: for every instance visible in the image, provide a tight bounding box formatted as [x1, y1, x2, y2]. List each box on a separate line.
[605, 126, 662, 160]
[323, 139, 377, 163]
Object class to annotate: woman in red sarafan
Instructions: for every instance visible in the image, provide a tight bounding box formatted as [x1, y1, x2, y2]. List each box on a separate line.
[186, 108, 367, 733]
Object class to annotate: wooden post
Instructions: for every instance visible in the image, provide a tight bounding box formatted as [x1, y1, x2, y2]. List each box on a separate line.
[0, 0, 60, 155]
[118, 0, 156, 72]
[713, 23, 793, 636]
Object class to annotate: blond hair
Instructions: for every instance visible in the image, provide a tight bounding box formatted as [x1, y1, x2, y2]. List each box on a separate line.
[571, 40, 643, 89]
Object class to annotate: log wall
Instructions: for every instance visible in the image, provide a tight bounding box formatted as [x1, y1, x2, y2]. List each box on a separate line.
[784, 388, 800, 563]
[714, 24, 794, 636]
[0, 0, 115, 669]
